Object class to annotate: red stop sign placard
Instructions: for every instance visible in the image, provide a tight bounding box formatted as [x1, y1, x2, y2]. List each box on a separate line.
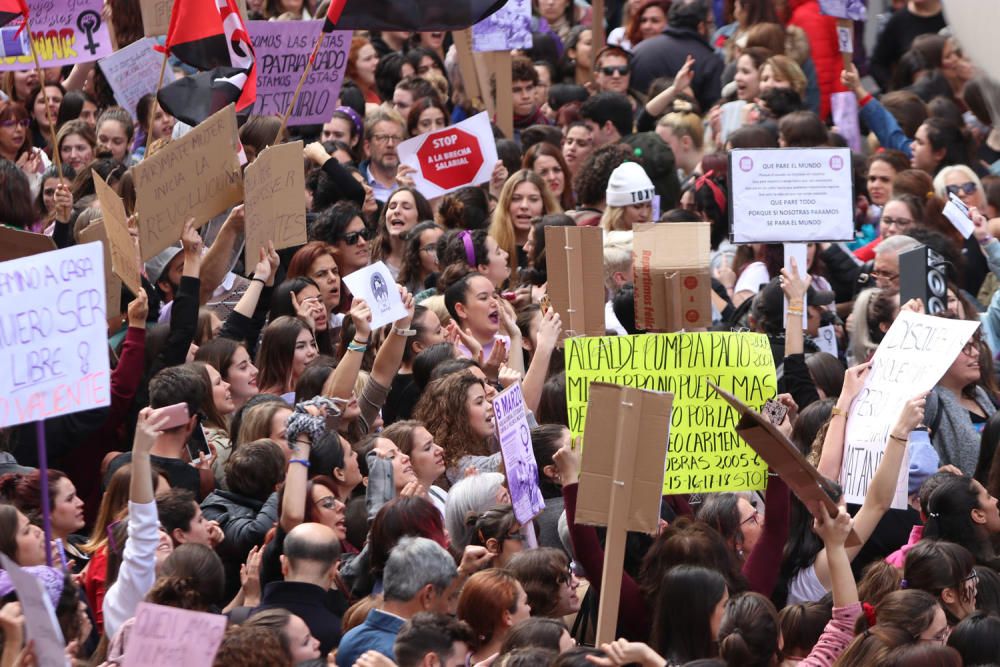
[416, 127, 484, 191]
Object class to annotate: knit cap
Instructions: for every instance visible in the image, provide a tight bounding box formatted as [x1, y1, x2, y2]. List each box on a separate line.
[606, 161, 656, 207]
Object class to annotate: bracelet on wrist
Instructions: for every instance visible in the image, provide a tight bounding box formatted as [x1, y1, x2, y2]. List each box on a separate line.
[290, 458, 311, 468]
[353, 336, 369, 345]
[786, 308, 804, 317]
[347, 342, 368, 353]
[393, 327, 417, 337]
[831, 406, 846, 418]
[250, 277, 266, 284]
[888, 432, 908, 444]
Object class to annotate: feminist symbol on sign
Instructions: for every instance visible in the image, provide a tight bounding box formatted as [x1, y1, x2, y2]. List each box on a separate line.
[77, 11, 101, 56]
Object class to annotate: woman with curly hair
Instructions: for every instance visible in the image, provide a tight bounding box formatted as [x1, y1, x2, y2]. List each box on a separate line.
[489, 170, 561, 277]
[523, 142, 574, 211]
[414, 371, 497, 483]
[397, 220, 444, 294]
[370, 186, 434, 279]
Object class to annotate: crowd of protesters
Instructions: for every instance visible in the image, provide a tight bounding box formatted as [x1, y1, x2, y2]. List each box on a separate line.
[4, 0, 1000, 665]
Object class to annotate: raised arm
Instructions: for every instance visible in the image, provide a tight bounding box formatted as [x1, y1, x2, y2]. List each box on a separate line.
[816, 362, 872, 481]
[323, 299, 373, 399]
[370, 287, 414, 389]
[199, 205, 245, 304]
[521, 309, 561, 415]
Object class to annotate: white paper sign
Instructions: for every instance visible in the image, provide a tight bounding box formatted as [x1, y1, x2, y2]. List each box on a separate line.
[783, 243, 808, 330]
[493, 382, 545, 524]
[836, 25, 853, 53]
[943, 193, 975, 238]
[0, 242, 111, 427]
[397, 112, 499, 201]
[730, 148, 855, 243]
[341, 261, 408, 330]
[0, 555, 69, 667]
[98, 37, 164, 118]
[840, 311, 980, 507]
[815, 324, 839, 357]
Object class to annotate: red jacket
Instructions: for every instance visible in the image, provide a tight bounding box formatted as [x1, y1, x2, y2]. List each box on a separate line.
[787, 0, 844, 120]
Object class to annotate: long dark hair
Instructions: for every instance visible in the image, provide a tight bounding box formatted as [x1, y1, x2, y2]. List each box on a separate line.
[924, 476, 999, 567]
[718, 592, 779, 667]
[652, 565, 726, 663]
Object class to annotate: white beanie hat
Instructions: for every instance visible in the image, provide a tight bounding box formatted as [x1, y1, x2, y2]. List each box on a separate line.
[606, 161, 656, 207]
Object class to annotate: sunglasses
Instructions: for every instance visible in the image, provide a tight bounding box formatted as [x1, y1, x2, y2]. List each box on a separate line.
[341, 228, 372, 245]
[946, 182, 977, 197]
[600, 65, 629, 76]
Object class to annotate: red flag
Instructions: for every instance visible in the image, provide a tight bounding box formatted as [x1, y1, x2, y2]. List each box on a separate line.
[158, 0, 256, 125]
[323, 0, 347, 31]
[0, 0, 28, 30]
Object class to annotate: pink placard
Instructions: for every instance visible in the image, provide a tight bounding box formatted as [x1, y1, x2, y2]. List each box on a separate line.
[122, 602, 228, 667]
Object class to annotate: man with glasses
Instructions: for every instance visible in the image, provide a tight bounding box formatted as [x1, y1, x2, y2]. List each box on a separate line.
[360, 108, 406, 204]
[594, 47, 632, 96]
[871, 235, 921, 289]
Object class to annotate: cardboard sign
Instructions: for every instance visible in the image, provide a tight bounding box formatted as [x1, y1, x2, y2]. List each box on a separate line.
[709, 385, 860, 546]
[122, 602, 228, 667]
[494, 382, 545, 524]
[133, 105, 244, 261]
[577, 382, 672, 645]
[632, 222, 712, 332]
[566, 333, 777, 494]
[730, 148, 854, 243]
[142, 0, 248, 37]
[93, 172, 142, 297]
[248, 21, 350, 126]
[0, 0, 113, 70]
[244, 141, 308, 268]
[0, 555, 68, 667]
[899, 245, 949, 315]
[831, 92, 862, 154]
[98, 37, 164, 118]
[398, 111, 498, 200]
[840, 311, 980, 505]
[78, 221, 123, 320]
[544, 226, 605, 340]
[0, 226, 56, 262]
[819, 0, 866, 20]
[472, 0, 532, 51]
[0, 242, 111, 427]
[341, 261, 407, 330]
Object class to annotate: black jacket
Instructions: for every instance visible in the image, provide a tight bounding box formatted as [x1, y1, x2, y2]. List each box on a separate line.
[201, 489, 278, 599]
[630, 26, 724, 111]
[257, 580, 344, 656]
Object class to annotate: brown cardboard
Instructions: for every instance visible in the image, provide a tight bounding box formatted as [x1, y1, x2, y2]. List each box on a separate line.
[709, 382, 861, 547]
[633, 222, 712, 332]
[577, 382, 673, 534]
[133, 105, 244, 261]
[544, 226, 606, 340]
[93, 172, 142, 296]
[577, 382, 673, 645]
[451, 30, 486, 112]
[78, 221, 123, 320]
[243, 141, 308, 268]
[141, 0, 248, 36]
[0, 227, 56, 262]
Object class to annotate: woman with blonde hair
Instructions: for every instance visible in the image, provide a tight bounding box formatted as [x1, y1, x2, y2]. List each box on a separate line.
[599, 161, 657, 231]
[760, 54, 808, 100]
[656, 104, 704, 179]
[933, 164, 986, 211]
[488, 170, 560, 278]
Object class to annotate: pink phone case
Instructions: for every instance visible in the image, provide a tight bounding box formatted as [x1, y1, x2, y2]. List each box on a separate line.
[154, 402, 190, 429]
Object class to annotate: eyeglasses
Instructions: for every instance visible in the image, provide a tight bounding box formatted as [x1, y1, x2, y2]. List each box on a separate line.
[600, 65, 629, 76]
[371, 133, 404, 145]
[869, 270, 899, 283]
[962, 339, 981, 357]
[740, 510, 760, 528]
[341, 228, 372, 245]
[556, 568, 578, 585]
[504, 531, 526, 543]
[419, 244, 438, 254]
[0, 119, 29, 128]
[946, 181, 978, 197]
[882, 216, 913, 229]
[313, 495, 340, 510]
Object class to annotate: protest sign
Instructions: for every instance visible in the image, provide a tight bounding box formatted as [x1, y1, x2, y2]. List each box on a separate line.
[899, 245, 948, 315]
[93, 172, 142, 297]
[565, 332, 777, 494]
[0, 0, 113, 70]
[398, 111, 498, 200]
[123, 602, 228, 667]
[0, 242, 111, 428]
[248, 21, 350, 126]
[0, 226, 56, 262]
[576, 382, 672, 644]
[341, 261, 408, 330]
[544, 226, 605, 340]
[0, 555, 68, 667]
[133, 105, 243, 261]
[98, 37, 163, 118]
[819, 0, 866, 20]
[840, 311, 980, 506]
[632, 222, 712, 332]
[244, 141, 308, 268]
[831, 92, 862, 153]
[709, 385, 860, 546]
[729, 148, 854, 243]
[944, 0, 1000, 82]
[816, 325, 838, 357]
[78, 221, 122, 322]
[472, 0, 532, 51]
[141, 0, 248, 36]
[494, 382, 545, 524]
[942, 193, 975, 238]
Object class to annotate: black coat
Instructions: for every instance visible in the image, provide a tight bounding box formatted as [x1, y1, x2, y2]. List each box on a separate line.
[630, 26, 725, 111]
